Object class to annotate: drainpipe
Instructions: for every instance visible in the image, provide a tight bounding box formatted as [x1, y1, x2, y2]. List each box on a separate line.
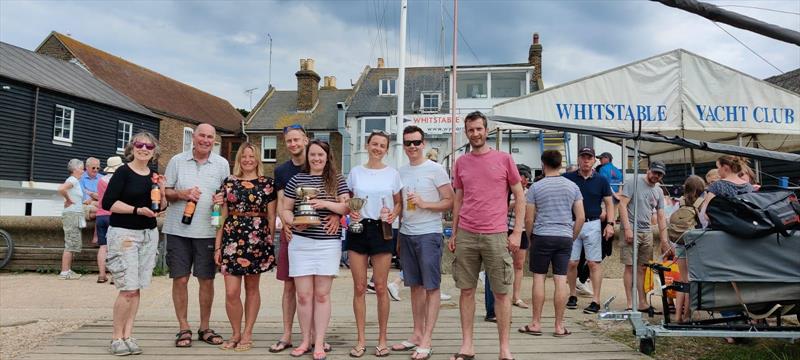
[337, 102, 351, 176]
[29, 87, 40, 182]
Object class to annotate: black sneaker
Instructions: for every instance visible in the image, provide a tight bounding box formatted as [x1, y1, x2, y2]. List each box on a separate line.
[566, 296, 578, 309]
[583, 301, 601, 314]
[484, 315, 497, 323]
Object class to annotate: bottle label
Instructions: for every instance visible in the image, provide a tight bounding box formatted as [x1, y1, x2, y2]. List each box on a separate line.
[183, 201, 196, 217]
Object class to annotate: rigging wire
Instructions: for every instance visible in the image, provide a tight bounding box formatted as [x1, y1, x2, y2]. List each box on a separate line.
[711, 21, 785, 74]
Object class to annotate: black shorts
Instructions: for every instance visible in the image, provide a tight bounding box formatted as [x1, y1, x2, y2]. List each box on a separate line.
[507, 230, 530, 250]
[529, 235, 572, 275]
[346, 219, 393, 256]
[166, 234, 216, 279]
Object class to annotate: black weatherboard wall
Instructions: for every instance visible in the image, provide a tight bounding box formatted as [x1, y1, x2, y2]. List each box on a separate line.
[0, 76, 160, 183]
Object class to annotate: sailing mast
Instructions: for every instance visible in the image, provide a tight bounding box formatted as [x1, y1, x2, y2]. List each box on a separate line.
[395, 0, 408, 168]
[450, 0, 458, 172]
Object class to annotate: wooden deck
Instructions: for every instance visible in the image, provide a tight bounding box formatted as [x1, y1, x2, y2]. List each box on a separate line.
[19, 315, 646, 359]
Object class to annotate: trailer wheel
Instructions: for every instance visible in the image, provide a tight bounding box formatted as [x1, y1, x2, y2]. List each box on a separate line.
[639, 337, 655, 355]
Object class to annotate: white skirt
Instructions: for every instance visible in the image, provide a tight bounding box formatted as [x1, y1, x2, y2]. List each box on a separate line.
[288, 234, 340, 277]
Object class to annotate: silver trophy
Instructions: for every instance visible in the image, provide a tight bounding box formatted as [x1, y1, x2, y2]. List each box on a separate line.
[347, 197, 367, 233]
[294, 186, 321, 226]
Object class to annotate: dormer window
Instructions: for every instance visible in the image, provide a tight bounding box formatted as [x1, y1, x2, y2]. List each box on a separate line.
[379, 79, 396, 96]
[420, 93, 441, 113]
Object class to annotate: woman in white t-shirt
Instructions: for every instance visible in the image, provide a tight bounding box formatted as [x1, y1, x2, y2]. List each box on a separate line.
[346, 131, 402, 357]
[57, 158, 86, 280]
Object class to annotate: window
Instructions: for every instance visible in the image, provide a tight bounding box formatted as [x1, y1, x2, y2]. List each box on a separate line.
[182, 127, 193, 152]
[116, 121, 132, 152]
[491, 72, 526, 98]
[420, 93, 441, 113]
[311, 132, 330, 143]
[578, 134, 594, 150]
[261, 136, 277, 162]
[359, 117, 388, 150]
[53, 105, 75, 142]
[379, 79, 396, 96]
[457, 73, 488, 99]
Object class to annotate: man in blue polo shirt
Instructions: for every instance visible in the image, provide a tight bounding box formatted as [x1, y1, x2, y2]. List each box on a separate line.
[563, 147, 615, 314]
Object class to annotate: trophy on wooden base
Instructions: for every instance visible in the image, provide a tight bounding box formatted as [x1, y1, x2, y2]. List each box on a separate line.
[347, 197, 367, 233]
[294, 186, 321, 226]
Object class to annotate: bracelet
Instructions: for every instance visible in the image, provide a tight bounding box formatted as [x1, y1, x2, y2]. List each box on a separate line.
[214, 248, 221, 251]
[132, 207, 138, 215]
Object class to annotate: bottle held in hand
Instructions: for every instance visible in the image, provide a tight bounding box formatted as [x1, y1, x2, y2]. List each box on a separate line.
[182, 200, 196, 225]
[150, 184, 161, 211]
[211, 191, 221, 228]
[380, 196, 393, 240]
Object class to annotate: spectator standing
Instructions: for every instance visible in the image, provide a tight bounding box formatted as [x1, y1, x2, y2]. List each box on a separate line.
[390, 126, 454, 360]
[563, 147, 614, 314]
[671, 175, 705, 323]
[101, 131, 166, 355]
[214, 143, 277, 351]
[346, 131, 402, 358]
[280, 140, 350, 360]
[95, 156, 124, 283]
[596, 152, 622, 195]
[57, 159, 85, 280]
[519, 150, 585, 337]
[618, 161, 673, 312]
[80, 157, 103, 221]
[447, 111, 525, 360]
[163, 123, 229, 347]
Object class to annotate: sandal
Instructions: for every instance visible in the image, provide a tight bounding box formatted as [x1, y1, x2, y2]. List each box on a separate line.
[349, 345, 367, 358]
[269, 340, 293, 353]
[219, 338, 239, 350]
[198, 328, 223, 345]
[413, 348, 432, 360]
[234, 341, 253, 352]
[291, 346, 312, 357]
[391, 340, 417, 351]
[513, 299, 529, 309]
[313, 351, 327, 360]
[451, 353, 475, 360]
[174, 329, 192, 348]
[375, 346, 391, 357]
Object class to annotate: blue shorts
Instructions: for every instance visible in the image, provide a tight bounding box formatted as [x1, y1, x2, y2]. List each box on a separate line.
[95, 215, 110, 246]
[399, 232, 443, 290]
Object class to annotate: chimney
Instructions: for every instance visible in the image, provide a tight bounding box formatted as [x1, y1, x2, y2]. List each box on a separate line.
[296, 58, 321, 111]
[321, 76, 337, 90]
[377, 58, 385, 68]
[528, 33, 543, 90]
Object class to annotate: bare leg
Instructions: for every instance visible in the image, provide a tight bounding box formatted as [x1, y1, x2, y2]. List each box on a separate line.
[566, 260, 579, 298]
[588, 261, 603, 304]
[312, 276, 334, 355]
[294, 275, 315, 351]
[553, 275, 568, 334]
[242, 274, 261, 344]
[61, 251, 73, 272]
[223, 275, 243, 344]
[172, 276, 191, 337]
[524, 274, 546, 332]
[405, 286, 426, 346]
[198, 278, 215, 332]
[278, 279, 296, 344]
[636, 265, 647, 309]
[371, 253, 392, 349]
[97, 245, 107, 279]
[112, 290, 139, 339]
[418, 288, 441, 357]
[494, 291, 513, 359]
[675, 258, 689, 322]
[348, 251, 369, 349]
[454, 288, 476, 358]
[122, 290, 140, 339]
[512, 250, 528, 304]
[623, 265, 633, 309]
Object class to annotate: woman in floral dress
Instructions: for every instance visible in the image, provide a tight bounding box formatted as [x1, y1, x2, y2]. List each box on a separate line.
[214, 143, 277, 351]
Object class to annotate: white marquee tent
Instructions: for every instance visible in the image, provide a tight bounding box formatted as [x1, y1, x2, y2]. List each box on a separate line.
[492, 49, 800, 164]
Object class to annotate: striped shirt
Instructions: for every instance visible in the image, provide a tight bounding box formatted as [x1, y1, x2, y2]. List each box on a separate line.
[163, 150, 230, 238]
[526, 176, 582, 238]
[284, 173, 349, 240]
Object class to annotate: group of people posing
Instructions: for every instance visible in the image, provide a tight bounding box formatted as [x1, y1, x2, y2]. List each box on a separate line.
[57, 109, 757, 360]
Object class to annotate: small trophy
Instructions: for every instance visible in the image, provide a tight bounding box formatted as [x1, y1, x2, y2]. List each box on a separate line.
[347, 197, 367, 233]
[294, 186, 321, 226]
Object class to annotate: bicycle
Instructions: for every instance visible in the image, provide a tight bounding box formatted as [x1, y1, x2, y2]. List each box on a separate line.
[0, 229, 14, 269]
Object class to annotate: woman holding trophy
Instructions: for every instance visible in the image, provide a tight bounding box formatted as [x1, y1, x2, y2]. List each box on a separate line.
[281, 139, 350, 360]
[345, 130, 403, 358]
[213, 142, 277, 351]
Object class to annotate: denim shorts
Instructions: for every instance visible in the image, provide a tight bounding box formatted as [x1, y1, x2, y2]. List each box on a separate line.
[399, 232, 443, 290]
[106, 226, 159, 291]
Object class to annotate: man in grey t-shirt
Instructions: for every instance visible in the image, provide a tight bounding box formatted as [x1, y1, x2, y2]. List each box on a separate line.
[617, 160, 672, 311]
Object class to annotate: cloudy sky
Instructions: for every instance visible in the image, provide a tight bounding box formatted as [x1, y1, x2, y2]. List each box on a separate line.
[1, 0, 798, 110]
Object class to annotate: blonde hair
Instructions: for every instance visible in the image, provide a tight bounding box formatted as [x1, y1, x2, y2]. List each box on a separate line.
[124, 131, 160, 164]
[232, 142, 264, 178]
[705, 169, 720, 185]
[425, 148, 439, 162]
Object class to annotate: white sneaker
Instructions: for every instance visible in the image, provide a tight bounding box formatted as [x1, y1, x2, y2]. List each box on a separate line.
[440, 292, 452, 301]
[576, 281, 593, 297]
[367, 282, 376, 294]
[387, 282, 402, 301]
[58, 270, 82, 280]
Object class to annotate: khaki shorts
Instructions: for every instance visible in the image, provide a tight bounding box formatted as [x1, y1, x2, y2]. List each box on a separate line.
[620, 231, 653, 266]
[62, 212, 83, 253]
[452, 228, 513, 294]
[106, 226, 159, 291]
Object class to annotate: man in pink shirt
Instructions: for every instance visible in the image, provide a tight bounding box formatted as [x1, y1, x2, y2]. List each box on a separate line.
[447, 111, 525, 360]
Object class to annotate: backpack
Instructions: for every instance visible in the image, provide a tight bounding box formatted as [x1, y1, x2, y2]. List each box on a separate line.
[668, 198, 702, 244]
[707, 190, 800, 238]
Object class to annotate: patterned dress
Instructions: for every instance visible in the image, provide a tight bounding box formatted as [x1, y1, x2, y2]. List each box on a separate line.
[219, 176, 277, 275]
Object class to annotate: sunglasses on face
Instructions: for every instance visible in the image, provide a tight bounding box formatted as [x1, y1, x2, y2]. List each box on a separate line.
[283, 124, 306, 134]
[90, 167, 100, 170]
[133, 141, 156, 150]
[403, 140, 423, 147]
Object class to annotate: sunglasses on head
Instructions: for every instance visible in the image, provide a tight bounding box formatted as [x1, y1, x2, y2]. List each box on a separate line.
[133, 141, 156, 150]
[283, 124, 306, 134]
[403, 140, 423, 147]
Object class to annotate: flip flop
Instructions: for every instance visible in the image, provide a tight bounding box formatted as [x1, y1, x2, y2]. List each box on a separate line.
[413, 348, 432, 360]
[349, 345, 367, 358]
[517, 325, 542, 336]
[553, 328, 572, 337]
[313, 351, 327, 360]
[219, 339, 239, 350]
[290, 346, 312, 357]
[234, 341, 253, 352]
[513, 299, 529, 309]
[375, 346, 391, 357]
[391, 340, 417, 351]
[451, 353, 475, 360]
[269, 340, 293, 353]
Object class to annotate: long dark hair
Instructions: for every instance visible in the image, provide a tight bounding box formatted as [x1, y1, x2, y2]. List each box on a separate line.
[302, 139, 339, 196]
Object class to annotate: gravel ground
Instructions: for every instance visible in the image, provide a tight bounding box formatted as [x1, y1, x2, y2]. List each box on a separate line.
[1, 319, 90, 359]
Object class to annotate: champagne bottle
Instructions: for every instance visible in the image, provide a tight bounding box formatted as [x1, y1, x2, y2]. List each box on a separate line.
[380, 196, 393, 240]
[150, 184, 161, 211]
[181, 200, 196, 224]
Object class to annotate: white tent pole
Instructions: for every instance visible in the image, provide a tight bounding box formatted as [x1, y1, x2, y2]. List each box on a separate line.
[631, 137, 641, 313]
